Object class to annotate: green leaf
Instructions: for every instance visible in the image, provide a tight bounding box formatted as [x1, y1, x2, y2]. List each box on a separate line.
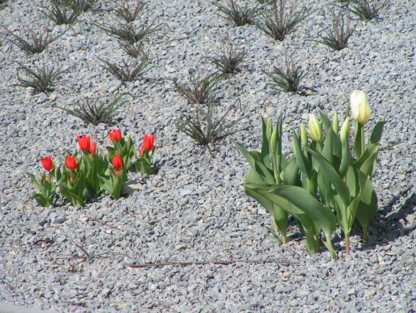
[369, 121, 385, 145]
[308, 149, 350, 204]
[282, 159, 300, 185]
[292, 134, 310, 180]
[356, 176, 378, 238]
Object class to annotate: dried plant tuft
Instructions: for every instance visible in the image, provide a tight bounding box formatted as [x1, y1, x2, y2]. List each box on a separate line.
[16, 63, 67, 94]
[265, 56, 305, 93]
[174, 73, 221, 105]
[317, 11, 354, 51]
[44, 0, 79, 25]
[115, 0, 145, 23]
[207, 40, 246, 77]
[95, 22, 160, 44]
[99, 55, 152, 82]
[256, 0, 308, 41]
[214, 0, 260, 26]
[349, 0, 387, 21]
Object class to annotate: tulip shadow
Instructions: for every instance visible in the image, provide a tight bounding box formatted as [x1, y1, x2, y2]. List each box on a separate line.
[361, 189, 416, 250]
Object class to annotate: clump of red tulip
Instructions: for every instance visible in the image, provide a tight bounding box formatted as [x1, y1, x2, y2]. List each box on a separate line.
[31, 129, 158, 207]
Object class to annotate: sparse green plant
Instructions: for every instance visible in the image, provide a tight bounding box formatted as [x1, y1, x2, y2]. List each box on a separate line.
[2, 27, 64, 54]
[0, 0, 8, 9]
[115, 0, 145, 23]
[207, 40, 246, 77]
[348, 0, 387, 21]
[265, 56, 305, 93]
[57, 94, 129, 125]
[214, 0, 260, 26]
[95, 22, 160, 44]
[44, 0, 79, 25]
[120, 41, 146, 58]
[16, 63, 67, 94]
[174, 73, 221, 105]
[317, 11, 354, 50]
[61, 0, 97, 14]
[176, 102, 243, 147]
[256, 0, 308, 41]
[99, 55, 152, 82]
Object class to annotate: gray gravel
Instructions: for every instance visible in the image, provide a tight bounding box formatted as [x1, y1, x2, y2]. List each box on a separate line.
[1, 0, 416, 312]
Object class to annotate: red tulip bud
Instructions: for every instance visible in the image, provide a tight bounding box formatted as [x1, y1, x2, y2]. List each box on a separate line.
[40, 156, 54, 172]
[89, 141, 97, 156]
[108, 129, 123, 143]
[139, 134, 156, 156]
[77, 135, 91, 153]
[112, 154, 123, 171]
[65, 155, 78, 171]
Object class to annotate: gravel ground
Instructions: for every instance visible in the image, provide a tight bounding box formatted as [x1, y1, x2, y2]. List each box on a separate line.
[0, 0, 415, 312]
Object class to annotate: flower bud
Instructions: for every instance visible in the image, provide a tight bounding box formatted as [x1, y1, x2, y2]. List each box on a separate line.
[112, 154, 123, 171]
[139, 134, 156, 156]
[77, 135, 91, 153]
[340, 117, 350, 143]
[350, 90, 371, 125]
[108, 129, 123, 143]
[40, 156, 54, 172]
[65, 155, 78, 171]
[300, 124, 308, 146]
[308, 114, 322, 142]
[332, 112, 338, 133]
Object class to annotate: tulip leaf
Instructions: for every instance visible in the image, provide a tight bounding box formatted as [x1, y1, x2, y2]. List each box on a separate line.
[292, 134, 310, 180]
[369, 121, 385, 145]
[282, 159, 300, 186]
[356, 176, 378, 239]
[308, 149, 350, 204]
[345, 166, 358, 198]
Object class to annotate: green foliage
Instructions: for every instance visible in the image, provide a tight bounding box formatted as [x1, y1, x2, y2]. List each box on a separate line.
[207, 40, 246, 77]
[174, 73, 221, 105]
[61, 0, 97, 14]
[44, 0, 79, 25]
[115, 0, 145, 23]
[214, 0, 260, 26]
[2, 27, 64, 54]
[265, 56, 305, 93]
[120, 41, 146, 58]
[239, 113, 384, 258]
[256, 0, 308, 41]
[95, 22, 160, 45]
[317, 11, 354, 51]
[348, 0, 387, 21]
[176, 103, 243, 147]
[57, 94, 128, 125]
[99, 55, 152, 82]
[16, 63, 67, 94]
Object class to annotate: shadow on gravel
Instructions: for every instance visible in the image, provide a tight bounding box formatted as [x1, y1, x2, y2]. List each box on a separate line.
[362, 190, 416, 250]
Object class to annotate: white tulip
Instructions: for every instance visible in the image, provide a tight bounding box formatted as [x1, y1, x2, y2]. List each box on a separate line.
[350, 90, 371, 125]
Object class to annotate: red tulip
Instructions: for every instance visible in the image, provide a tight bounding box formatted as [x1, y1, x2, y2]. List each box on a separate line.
[65, 155, 78, 171]
[40, 156, 54, 172]
[108, 129, 123, 143]
[112, 154, 123, 171]
[89, 141, 97, 156]
[139, 134, 156, 156]
[77, 135, 91, 153]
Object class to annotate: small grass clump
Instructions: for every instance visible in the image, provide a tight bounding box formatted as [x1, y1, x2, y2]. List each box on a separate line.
[2, 27, 64, 54]
[115, 0, 145, 23]
[349, 0, 387, 21]
[57, 94, 129, 125]
[174, 73, 221, 105]
[256, 0, 308, 41]
[176, 102, 243, 147]
[207, 40, 246, 77]
[44, 0, 79, 25]
[99, 56, 152, 82]
[265, 56, 305, 93]
[16, 63, 67, 94]
[96, 22, 160, 45]
[120, 41, 146, 58]
[62, 0, 97, 14]
[317, 11, 354, 51]
[214, 0, 260, 26]
[0, 0, 8, 10]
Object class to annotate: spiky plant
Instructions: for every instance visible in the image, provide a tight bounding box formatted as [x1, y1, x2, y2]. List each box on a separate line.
[57, 94, 129, 125]
[61, 0, 97, 14]
[317, 11, 354, 50]
[349, 0, 387, 21]
[214, 0, 260, 26]
[0, 0, 8, 9]
[99, 56, 152, 82]
[174, 73, 221, 105]
[16, 63, 67, 94]
[95, 22, 160, 44]
[256, 0, 308, 41]
[44, 0, 79, 25]
[2, 27, 64, 54]
[207, 40, 246, 77]
[115, 0, 145, 23]
[176, 102, 243, 147]
[265, 56, 305, 93]
[120, 41, 146, 58]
